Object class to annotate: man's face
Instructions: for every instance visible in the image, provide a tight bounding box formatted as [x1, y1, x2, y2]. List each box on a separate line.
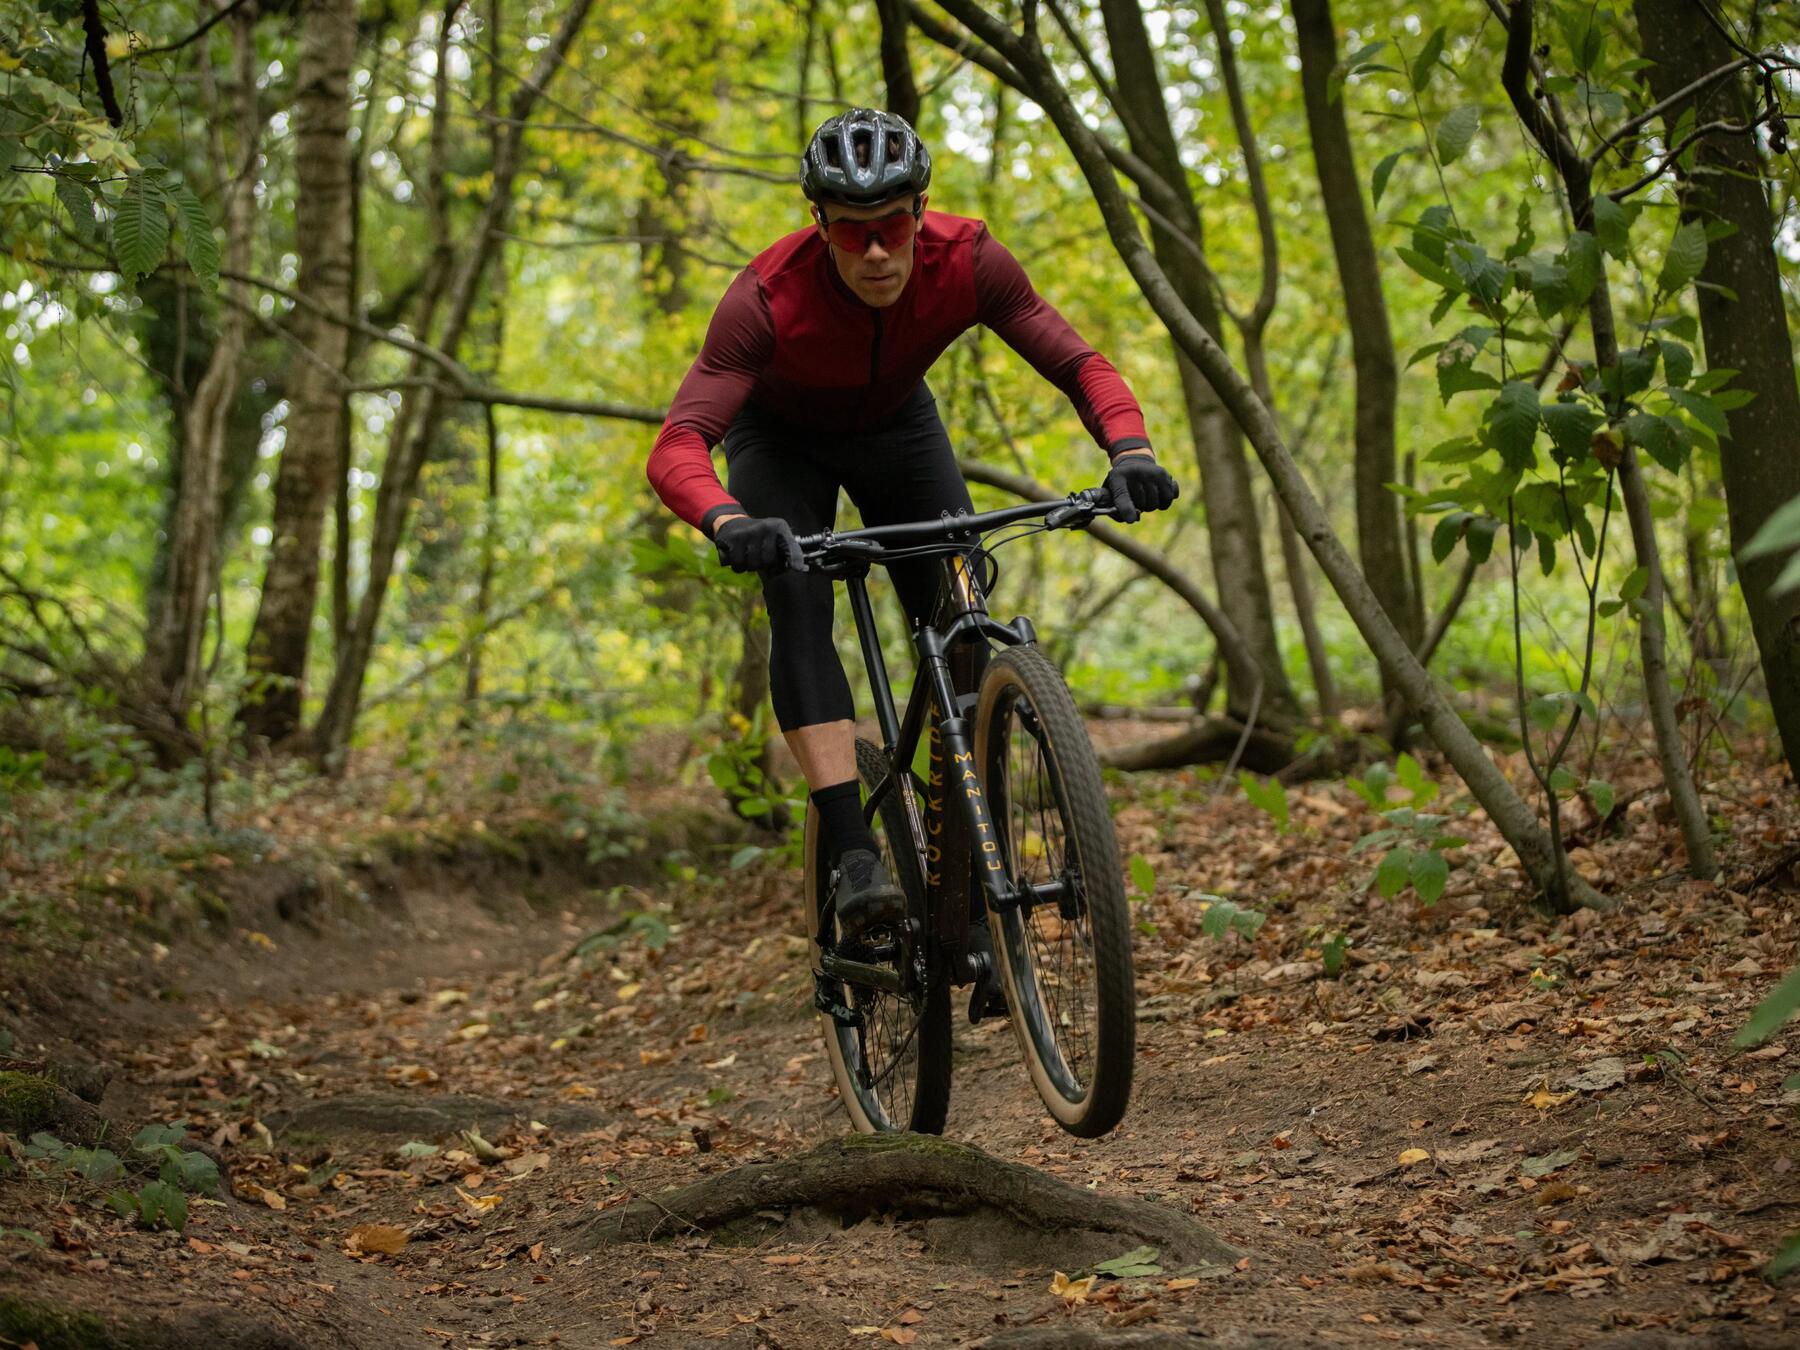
[815, 193, 925, 308]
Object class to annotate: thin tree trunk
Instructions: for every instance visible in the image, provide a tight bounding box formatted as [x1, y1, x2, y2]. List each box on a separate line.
[313, 0, 599, 761]
[874, 0, 921, 126]
[1495, 0, 1715, 879]
[239, 0, 358, 745]
[934, 0, 1602, 910]
[1291, 0, 1415, 676]
[1096, 0, 1296, 722]
[144, 8, 258, 714]
[1633, 0, 1800, 779]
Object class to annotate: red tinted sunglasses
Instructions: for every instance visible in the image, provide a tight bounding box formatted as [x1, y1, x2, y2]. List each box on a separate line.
[818, 204, 922, 254]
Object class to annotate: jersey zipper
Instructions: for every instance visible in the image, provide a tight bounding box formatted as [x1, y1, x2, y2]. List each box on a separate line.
[863, 308, 884, 425]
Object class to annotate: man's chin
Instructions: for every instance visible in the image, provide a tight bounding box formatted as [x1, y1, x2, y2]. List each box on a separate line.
[856, 277, 905, 307]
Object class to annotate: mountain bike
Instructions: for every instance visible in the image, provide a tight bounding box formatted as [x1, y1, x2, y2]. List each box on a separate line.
[795, 487, 1136, 1139]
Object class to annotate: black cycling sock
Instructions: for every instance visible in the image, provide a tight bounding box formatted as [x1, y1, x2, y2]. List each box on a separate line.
[812, 780, 878, 864]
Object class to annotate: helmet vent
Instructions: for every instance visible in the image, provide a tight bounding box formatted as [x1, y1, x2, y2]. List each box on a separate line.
[852, 128, 874, 168]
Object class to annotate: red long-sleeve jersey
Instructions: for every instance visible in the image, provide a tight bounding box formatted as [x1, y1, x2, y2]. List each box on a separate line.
[646, 210, 1150, 531]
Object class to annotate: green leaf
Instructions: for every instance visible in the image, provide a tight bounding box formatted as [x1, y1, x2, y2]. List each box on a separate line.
[1448, 240, 1507, 305]
[159, 1149, 219, 1194]
[1371, 150, 1405, 208]
[136, 1180, 188, 1232]
[1375, 847, 1413, 899]
[1620, 566, 1649, 603]
[1592, 194, 1631, 260]
[1094, 1244, 1163, 1278]
[1395, 246, 1460, 291]
[1587, 780, 1616, 819]
[1431, 512, 1469, 564]
[1768, 1230, 1800, 1280]
[1658, 220, 1708, 294]
[1657, 339, 1694, 389]
[1435, 104, 1480, 165]
[1466, 516, 1500, 563]
[1322, 933, 1349, 978]
[1198, 896, 1266, 941]
[1439, 363, 1499, 401]
[1238, 771, 1288, 832]
[1128, 853, 1155, 898]
[68, 1148, 123, 1184]
[398, 1140, 440, 1159]
[1733, 966, 1800, 1048]
[1626, 411, 1684, 472]
[1527, 693, 1568, 731]
[1487, 382, 1541, 469]
[164, 176, 220, 291]
[1561, 232, 1601, 307]
[1774, 551, 1800, 597]
[1739, 495, 1800, 563]
[54, 174, 98, 238]
[132, 1123, 187, 1153]
[1410, 27, 1447, 92]
[1667, 387, 1729, 438]
[1548, 765, 1579, 793]
[1542, 401, 1603, 462]
[111, 172, 170, 284]
[1409, 849, 1449, 904]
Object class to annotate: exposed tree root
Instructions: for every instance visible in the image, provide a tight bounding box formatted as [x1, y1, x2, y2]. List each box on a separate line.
[579, 1134, 1243, 1273]
[1098, 717, 1295, 774]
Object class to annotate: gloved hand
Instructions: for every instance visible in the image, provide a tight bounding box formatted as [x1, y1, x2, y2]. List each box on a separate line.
[712, 515, 804, 574]
[1102, 451, 1179, 524]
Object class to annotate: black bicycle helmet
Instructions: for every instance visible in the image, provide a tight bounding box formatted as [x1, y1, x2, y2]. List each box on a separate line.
[800, 108, 932, 206]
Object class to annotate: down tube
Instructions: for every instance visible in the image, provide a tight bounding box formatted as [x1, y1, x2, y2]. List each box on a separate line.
[920, 629, 1012, 915]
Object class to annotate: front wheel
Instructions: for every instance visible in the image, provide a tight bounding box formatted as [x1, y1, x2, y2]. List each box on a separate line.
[805, 738, 951, 1134]
[975, 646, 1135, 1137]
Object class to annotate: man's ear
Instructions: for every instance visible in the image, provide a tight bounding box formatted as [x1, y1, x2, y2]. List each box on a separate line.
[916, 193, 928, 215]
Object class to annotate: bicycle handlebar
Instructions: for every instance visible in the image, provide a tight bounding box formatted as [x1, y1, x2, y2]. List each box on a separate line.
[794, 486, 1118, 566]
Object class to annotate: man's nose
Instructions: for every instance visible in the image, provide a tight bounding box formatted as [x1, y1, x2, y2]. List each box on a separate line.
[863, 236, 890, 262]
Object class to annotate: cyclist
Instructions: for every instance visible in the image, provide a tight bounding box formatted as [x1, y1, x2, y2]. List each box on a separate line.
[646, 108, 1179, 940]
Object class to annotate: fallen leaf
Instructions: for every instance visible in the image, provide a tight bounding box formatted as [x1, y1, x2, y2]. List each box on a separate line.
[881, 1330, 917, 1345]
[455, 1187, 502, 1213]
[1165, 1277, 1200, 1291]
[1521, 1148, 1581, 1178]
[505, 1152, 551, 1177]
[348, 1224, 408, 1256]
[1050, 1271, 1096, 1303]
[1564, 1057, 1628, 1093]
[256, 1186, 286, 1211]
[1397, 1148, 1431, 1167]
[1524, 1083, 1576, 1110]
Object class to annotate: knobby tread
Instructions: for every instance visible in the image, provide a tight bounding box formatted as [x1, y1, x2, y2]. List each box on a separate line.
[977, 645, 1135, 1137]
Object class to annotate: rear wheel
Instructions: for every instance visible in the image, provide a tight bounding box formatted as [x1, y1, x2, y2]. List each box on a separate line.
[975, 646, 1135, 1137]
[806, 738, 951, 1134]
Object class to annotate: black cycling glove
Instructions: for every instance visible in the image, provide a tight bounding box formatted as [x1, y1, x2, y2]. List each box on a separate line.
[712, 515, 804, 575]
[1103, 453, 1179, 524]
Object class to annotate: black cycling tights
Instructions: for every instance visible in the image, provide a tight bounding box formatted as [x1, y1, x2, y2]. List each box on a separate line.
[722, 383, 973, 731]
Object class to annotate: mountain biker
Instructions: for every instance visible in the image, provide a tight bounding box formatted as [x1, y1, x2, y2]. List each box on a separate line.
[646, 108, 1179, 941]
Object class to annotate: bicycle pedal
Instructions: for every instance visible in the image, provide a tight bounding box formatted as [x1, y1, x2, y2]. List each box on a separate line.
[966, 955, 1007, 1026]
[812, 972, 862, 1028]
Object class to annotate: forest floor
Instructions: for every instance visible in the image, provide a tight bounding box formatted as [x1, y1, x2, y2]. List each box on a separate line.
[2, 725, 1799, 1348]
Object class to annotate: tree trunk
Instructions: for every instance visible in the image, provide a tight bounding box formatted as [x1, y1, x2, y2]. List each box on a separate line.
[1290, 0, 1415, 679]
[933, 0, 1603, 911]
[143, 9, 258, 714]
[1097, 0, 1296, 723]
[1633, 0, 1800, 780]
[239, 0, 358, 746]
[874, 0, 921, 127]
[313, 0, 599, 761]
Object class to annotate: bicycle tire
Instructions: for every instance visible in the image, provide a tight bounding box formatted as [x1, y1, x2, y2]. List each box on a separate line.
[975, 645, 1135, 1137]
[806, 738, 952, 1134]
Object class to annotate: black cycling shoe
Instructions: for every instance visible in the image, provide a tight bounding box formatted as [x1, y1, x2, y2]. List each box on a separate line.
[832, 848, 906, 943]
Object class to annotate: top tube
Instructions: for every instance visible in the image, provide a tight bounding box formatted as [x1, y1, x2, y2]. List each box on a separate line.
[795, 486, 1116, 563]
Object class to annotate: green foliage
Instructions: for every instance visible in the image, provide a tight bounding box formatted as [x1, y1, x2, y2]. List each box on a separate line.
[1237, 771, 1288, 833]
[1739, 495, 1800, 598]
[1197, 896, 1265, 941]
[1348, 757, 1462, 905]
[107, 1179, 188, 1232]
[1127, 853, 1155, 900]
[1092, 1245, 1162, 1278]
[1733, 966, 1800, 1049]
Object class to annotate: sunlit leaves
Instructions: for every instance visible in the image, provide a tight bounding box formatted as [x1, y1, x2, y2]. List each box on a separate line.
[111, 171, 170, 282]
[1371, 149, 1406, 208]
[1409, 26, 1447, 93]
[1485, 382, 1540, 470]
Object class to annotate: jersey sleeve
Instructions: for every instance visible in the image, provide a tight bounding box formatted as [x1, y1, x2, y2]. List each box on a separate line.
[972, 228, 1150, 458]
[646, 268, 773, 532]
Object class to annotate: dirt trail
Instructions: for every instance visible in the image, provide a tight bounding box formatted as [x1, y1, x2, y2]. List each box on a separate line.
[4, 757, 1799, 1348]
